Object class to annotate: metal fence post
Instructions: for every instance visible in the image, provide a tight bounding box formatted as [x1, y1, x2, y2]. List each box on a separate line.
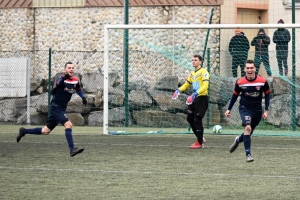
[48, 48, 52, 117]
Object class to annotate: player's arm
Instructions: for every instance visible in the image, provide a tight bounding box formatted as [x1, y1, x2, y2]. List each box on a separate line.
[178, 74, 192, 92]
[262, 81, 271, 118]
[196, 71, 210, 95]
[225, 82, 240, 116]
[173, 74, 192, 99]
[76, 82, 87, 105]
[57, 74, 71, 86]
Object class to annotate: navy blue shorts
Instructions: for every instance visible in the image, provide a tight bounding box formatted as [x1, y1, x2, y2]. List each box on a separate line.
[47, 102, 69, 130]
[239, 105, 262, 131]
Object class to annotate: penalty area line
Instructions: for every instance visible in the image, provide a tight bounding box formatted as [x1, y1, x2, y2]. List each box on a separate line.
[0, 166, 299, 179]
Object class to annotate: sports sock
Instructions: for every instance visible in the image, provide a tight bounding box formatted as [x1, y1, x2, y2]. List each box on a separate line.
[237, 133, 244, 143]
[243, 135, 251, 156]
[23, 128, 42, 135]
[65, 128, 74, 151]
[196, 130, 203, 144]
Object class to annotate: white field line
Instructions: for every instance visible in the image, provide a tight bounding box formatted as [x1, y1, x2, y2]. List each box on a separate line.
[0, 166, 299, 179]
[1, 140, 300, 150]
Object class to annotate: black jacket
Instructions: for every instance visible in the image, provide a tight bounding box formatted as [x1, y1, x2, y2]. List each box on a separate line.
[273, 28, 290, 56]
[229, 32, 250, 57]
[251, 29, 270, 56]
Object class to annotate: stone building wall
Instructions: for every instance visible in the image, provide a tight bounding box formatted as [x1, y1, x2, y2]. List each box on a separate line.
[0, 6, 221, 80]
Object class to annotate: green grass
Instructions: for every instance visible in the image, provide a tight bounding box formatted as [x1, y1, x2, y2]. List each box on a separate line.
[0, 125, 299, 199]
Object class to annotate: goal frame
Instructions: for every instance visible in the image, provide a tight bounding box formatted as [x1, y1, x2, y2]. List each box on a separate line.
[103, 23, 300, 135]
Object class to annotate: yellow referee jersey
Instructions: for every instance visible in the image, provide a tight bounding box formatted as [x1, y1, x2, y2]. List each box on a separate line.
[178, 67, 210, 96]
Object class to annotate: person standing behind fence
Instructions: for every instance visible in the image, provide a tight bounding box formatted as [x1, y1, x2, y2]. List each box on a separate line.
[272, 19, 291, 76]
[16, 62, 87, 157]
[251, 29, 272, 77]
[172, 55, 210, 149]
[229, 27, 250, 77]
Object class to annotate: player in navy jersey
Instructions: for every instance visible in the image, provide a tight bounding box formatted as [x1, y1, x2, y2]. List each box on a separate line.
[225, 60, 270, 162]
[17, 62, 87, 157]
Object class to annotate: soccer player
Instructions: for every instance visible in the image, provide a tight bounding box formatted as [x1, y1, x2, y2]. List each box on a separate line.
[225, 60, 270, 162]
[17, 62, 87, 157]
[172, 55, 210, 149]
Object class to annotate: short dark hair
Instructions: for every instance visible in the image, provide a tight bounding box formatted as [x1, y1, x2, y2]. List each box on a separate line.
[65, 61, 73, 68]
[244, 60, 255, 67]
[193, 54, 202, 61]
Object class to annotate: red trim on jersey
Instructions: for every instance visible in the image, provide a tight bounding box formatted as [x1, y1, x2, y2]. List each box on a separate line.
[235, 75, 270, 94]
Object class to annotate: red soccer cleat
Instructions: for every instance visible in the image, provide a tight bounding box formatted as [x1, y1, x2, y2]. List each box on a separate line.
[189, 140, 204, 149]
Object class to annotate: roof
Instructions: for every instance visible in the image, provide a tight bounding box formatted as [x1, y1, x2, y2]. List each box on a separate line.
[0, 0, 224, 8]
[0, 0, 32, 8]
[86, 0, 224, 7]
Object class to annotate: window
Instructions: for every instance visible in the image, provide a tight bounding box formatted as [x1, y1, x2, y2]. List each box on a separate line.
[283, 0, 300, 8]
[32, 0, 85, 8]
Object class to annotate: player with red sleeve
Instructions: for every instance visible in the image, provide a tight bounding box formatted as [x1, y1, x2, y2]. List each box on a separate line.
[225, 60, 270, 162]
[16, 62, 86, 157]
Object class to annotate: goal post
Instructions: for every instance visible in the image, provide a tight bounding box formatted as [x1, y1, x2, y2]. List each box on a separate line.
[103, 24, 300, 136]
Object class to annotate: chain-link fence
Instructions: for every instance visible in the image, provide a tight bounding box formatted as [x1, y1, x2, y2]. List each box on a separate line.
[0, 48, 299, 134]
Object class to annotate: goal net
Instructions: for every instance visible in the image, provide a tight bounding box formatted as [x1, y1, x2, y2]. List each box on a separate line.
[103, 24, 300, 136]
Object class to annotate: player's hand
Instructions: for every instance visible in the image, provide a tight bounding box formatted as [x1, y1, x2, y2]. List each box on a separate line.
[82, 98, 87, 105]
[186, 92, 197, 105]
[225, 110, 231, 117]
[172, 89, 180, 99]
[262, 110, 268, 119]
[63, 73, 72, 80]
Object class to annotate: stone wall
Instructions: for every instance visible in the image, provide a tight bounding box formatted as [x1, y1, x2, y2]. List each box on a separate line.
[0, 6, 221, 80]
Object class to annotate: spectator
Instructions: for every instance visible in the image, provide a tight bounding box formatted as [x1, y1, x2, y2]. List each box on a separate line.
[251, 29, 272, 77]
[273, 19, 291, 76]
[229, 27, 250, 77]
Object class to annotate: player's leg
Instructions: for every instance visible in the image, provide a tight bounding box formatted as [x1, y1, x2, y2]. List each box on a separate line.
[230, 107, 251, 155]
[186, 106, 200, 148]
[192, 96, 208, 148]
[53, 108, 84, 156]
[17, 126, 42, 142]
[17, 115, 56, 142]
[63, 120, 84, 157]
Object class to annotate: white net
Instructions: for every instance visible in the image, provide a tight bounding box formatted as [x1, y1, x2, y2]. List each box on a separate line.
[103, 24, 300, 136]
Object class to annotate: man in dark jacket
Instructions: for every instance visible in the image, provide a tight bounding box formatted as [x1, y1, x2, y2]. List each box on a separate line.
[251, 28, 272, 77]
[229, 28, 250, 77]
[273, 19, 291, 76]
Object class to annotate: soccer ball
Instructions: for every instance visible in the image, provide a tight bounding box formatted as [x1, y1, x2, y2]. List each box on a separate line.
[213, 125, 222, 134]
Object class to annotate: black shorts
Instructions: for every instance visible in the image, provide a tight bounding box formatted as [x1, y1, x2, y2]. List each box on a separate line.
[46, 102, 69, 130]
[239, 105, 262, 130]
[188, 96, 208, 118]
